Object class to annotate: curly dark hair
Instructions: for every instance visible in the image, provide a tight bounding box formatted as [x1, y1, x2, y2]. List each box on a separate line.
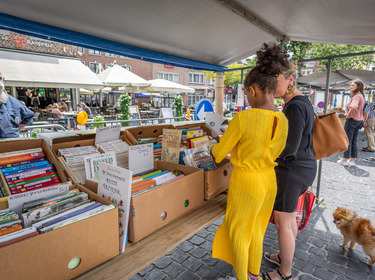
[244, 44, 289, 94]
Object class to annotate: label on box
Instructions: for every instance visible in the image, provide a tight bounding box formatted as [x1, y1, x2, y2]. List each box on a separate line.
[8, 182, 71, 216]
[95, 124, 121, 145]
[129, 144, 153, 175]
[98, 163, 132, 253]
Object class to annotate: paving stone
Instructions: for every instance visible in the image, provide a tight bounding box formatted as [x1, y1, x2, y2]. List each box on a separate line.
[170, 249, 189, 263]
[294, 259, 315, 274]
[177, 241, 195, 253]
[189, 247, 208, 258]
[312, 268, 337, 280]
[200, 240, 213, 251]
[176, 270, 200, 280]
[326, 253, 348, 266]
[189, 235, 206, 246]
[309, 237, 324, 248]
[206, 224, 218, 232]
[299, 275, 320, 280]
[128, 274, 144, 280]
[202, 255, 220, 267]
[162, 262, 185, 278]
[196, 265, 219, 279]
[206, 233, 215, 242]
[309, 246, 327, 258]
[346, 269, 369, 280]
[295, 239, 310, 251]
[144, 268, 167, 280]
[325, 262, 347, 276]
[153, 256, 172, 269]
[214, 260, 233, 275]
[306, 255, 328, 269]
[181, 256, 204, 272]
[138, 265, 154, 277]
[196, 228, 211, 238]
[294, 248, 309, 261]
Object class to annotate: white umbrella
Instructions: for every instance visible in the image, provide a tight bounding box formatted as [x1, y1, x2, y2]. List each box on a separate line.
[79, 88, 93, 95]
[96, 64, 150, 87]
[143, 79, 195, 94]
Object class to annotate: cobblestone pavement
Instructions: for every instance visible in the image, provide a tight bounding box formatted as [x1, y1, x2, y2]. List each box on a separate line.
[130, 131, 375, 280]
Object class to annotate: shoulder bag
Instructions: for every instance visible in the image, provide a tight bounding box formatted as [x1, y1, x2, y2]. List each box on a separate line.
[313, 112, 349, 160]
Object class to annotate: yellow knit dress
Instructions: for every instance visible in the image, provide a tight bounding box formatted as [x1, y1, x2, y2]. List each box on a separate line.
[212, 109, 288, 280]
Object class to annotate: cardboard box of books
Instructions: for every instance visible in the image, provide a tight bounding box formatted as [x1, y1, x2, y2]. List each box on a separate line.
[85, 161, 204, 243]
[0, 139, 68, 209]
[0, 184, 119, 280]
[51, 131, 129, 185]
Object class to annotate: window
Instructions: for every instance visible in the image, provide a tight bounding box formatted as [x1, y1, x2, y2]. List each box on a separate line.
[105, 52, 116, 57]
[301, 69, 313, 76]
[158, 72, 179, 83]
[208, 77, 214, 85]
[305, 61, 315, 68]
[76, 46, 84, 53]
[89, 62, 99, 73]
[120, 55, 131, 59]
[88, 49, 101, 55]
[105, 63, 112, 69]
[189, 73, 204, 84]
[121, 65, 131, 71]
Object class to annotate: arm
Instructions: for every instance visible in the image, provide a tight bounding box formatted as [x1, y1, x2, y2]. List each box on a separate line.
[363, 112, 369, 127]
[18, 123, 27, 132]
[278, 103, 305, 162]
[212, 113, 241, 163]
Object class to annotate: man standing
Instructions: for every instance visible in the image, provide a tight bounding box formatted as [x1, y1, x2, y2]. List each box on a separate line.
[362, 100, 375, 152]
[0, 73, 34, 138]
[60, 99, 69, 112]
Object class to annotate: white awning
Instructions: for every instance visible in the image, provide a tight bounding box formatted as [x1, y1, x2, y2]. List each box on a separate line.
[1, 1, 374, 69]
[0, 49, 104, 89]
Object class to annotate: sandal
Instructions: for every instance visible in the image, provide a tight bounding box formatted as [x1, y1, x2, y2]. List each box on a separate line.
[263, 252, 281, 266]
[362, 147, 375, 152]
[262, 269, 292, 280]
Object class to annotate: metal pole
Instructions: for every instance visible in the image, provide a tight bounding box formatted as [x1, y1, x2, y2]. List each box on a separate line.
[315, 58, 332, 204]
[215, 72, 224, 115]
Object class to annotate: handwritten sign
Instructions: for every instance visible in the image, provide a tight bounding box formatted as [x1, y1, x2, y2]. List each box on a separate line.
[98, 163, 132, 253]
[8, 182, 71, 216]
[205, 112, 225, 138]
[95, 124, 121, 145]
[129, 143, 153, 174]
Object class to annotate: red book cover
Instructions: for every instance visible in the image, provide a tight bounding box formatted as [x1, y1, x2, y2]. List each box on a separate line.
[7, 171, 56, 186]
[10, 178, 61, 195]
[0, 152, 45, 166]
[0, 231, 39, 248]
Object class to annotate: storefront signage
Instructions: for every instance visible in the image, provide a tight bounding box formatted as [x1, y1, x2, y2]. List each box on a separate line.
[1, 35, 55, 48]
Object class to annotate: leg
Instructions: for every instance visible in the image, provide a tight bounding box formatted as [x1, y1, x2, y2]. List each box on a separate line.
[343, 119, 354, 159]
[367, 118, 375, 150]
[350, 124, 360, 159]
[340, 236, 350, 248]
[348, 241, 357, 250]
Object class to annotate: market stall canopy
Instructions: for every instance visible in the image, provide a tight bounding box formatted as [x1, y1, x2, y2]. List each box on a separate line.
[0, 49, 104, 89]
[141, 79, 195, 94]
[1, 1, 375, 70]
[79, 88, 94, 95]
[96, 64, 150, 87]
[298, 69, 375, 89]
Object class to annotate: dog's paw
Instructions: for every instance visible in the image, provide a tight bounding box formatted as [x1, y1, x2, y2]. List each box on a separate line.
[366, 261, 374, 266]
[339, 244, 345, 248]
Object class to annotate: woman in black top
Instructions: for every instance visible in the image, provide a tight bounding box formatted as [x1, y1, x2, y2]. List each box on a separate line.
[263, 63, 317, 280]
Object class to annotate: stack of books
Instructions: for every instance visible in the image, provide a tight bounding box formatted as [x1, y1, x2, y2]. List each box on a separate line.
[96, 139, 129, 169]
[131, 169, 184, 196]
[0, 209, 23, 236]
[179, 127, 218, 149]
[58, 146, 100, 184]
[136, 137, 163, 159]
[0, 148, 61, 195]
[183, 146, 216, 172]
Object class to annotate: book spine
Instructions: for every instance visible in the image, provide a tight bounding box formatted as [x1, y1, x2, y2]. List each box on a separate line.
[6, 171, 56, 186]
[2, 162, 52, 177]
[8, 173, 57, 189]
[0, 152, 45, 166]
[0, 224, 23, 236]
[0, 160, 50, 173]
[4, 167, 53, 181]
[10, 178, 60, 195]
[0, 157, 46, 169]
[0, 148, 43, 158]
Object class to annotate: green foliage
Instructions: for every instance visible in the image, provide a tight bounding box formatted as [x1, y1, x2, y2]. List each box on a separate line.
[284, 41, 375, 71]
[174, 95, 183, 117]
[119, 92, 131, 126]
[91, 115, 105, 129]
[203, 61, 255, 87]
[274, 98, 282, 106]
[31, 129, 41, 138]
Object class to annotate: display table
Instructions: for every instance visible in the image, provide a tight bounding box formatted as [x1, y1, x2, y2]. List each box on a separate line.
[74, 193, 227, 280]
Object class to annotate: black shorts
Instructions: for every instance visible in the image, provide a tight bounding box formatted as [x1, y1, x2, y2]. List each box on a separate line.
[273, 161, 317, 213]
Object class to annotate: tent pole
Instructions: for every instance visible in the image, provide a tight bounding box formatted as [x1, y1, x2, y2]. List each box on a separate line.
[215, 72, 224, 115]
[315, 59, 332, 205]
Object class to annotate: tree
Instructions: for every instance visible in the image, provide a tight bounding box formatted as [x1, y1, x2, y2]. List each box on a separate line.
[284, 41, 375, 72]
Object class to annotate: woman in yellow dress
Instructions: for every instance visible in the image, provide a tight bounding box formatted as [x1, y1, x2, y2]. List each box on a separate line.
[212, 44, 291, 280]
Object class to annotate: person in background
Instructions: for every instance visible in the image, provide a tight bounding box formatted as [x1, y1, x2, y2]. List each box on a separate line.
[211, 44, 290, 280]
[362, 99, 375, 153]
[0, 73, 34, 138]
[59, 100, 69, 112]
[46, 104, 53, 112]
[76, 104, 83, 113]
[29, 88, 41, 108]
[81, 102, 92, 118]
[17, 87, 28, 105]
[337, 79, 366, 166]
[262, 62, 317, 280]
[51, 103, 64, 119]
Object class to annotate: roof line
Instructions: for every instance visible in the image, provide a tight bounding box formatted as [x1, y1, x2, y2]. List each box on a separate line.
[216, 0, 287, 41]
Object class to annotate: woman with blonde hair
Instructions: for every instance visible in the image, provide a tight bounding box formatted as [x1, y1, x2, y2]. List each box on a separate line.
[337, 79, 365, 166]
[263, 62, 317, 280]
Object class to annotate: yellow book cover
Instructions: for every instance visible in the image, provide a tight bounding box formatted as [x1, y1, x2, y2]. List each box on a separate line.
[161, 129, 182, 163]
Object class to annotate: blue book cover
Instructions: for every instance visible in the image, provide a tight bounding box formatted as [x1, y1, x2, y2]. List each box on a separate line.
[1, 162, 51, 176]
[0, 158, 46, 170]
[0, 160, 50, 173]
[5, 168, 53, 182]
[179, 151, 186, 165]
[143, 170, 169, 180]
[40, 202, 103, 228]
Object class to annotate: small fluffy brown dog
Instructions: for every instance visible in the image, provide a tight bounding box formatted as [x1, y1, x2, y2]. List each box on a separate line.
[333, 207, 375, 266]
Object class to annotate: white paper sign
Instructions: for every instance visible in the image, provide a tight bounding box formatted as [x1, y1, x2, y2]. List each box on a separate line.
[205, 112, 225, 138]
[8, 182, 71, 216]
[97, 163, 132, 253]
[237, 84, 245, 107]
[95, 124, 121, 145]
[160, 108, 174, 123]
[129, 143, 153, 175]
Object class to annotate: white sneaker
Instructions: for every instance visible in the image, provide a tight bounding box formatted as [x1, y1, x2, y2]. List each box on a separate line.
[347, 160, 356, 167]
[337, 158, 348, 165]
